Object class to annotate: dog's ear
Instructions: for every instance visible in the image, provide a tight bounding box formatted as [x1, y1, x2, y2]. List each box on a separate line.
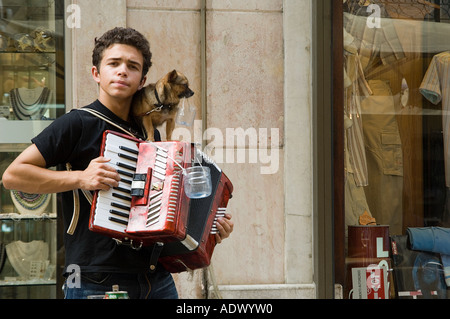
[168, 69, 178, 82]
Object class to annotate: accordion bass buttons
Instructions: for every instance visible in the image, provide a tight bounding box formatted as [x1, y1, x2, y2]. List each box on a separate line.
[211, 208, 226, 235]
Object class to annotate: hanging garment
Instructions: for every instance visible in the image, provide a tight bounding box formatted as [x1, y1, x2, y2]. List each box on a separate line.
[361, 80, 403, 235]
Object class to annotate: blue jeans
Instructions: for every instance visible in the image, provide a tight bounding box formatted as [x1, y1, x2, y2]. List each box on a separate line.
[407, 227, 450, 255]
[63, 269, 178, 299]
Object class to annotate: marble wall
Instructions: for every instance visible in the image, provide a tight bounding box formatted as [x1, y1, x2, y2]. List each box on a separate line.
[67, 0, 314, 299]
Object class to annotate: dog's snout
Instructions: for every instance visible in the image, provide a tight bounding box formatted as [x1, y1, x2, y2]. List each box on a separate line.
[186, 88, 194, 97]
[180, 88, 194, 98]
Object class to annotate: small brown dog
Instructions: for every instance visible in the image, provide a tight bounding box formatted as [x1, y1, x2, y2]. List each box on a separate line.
[132, 70, 194, 141]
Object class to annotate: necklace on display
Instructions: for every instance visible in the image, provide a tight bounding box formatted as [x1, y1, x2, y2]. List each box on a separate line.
[5, 240, 49, 279]
[9, 87, 51, 120]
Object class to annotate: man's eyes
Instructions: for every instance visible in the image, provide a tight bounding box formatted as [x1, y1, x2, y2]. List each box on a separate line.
[108, 62, 139, 70]
[109, 62, 139, 70]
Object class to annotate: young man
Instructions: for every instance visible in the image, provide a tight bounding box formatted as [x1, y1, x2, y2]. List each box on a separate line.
[2, 27, 233, 299]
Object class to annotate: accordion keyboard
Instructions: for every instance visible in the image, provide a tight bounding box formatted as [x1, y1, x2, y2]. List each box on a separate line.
[93, 133, 139, 233]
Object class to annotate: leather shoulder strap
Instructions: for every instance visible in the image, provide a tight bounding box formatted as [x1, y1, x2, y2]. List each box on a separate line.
[78, 108, 137, 138]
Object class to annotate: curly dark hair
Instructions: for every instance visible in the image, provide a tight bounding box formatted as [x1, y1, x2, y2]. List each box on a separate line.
[92, 27, 152, 80]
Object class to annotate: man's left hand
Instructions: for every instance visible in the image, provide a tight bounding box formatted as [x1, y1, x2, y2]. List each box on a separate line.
[215, 213, 234, 244]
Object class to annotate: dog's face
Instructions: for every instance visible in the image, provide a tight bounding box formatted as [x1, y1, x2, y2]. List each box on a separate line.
[155, 70, 194, 104]
[132, 69, 194, 141]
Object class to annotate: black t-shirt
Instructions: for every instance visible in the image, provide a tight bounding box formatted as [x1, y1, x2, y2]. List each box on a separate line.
[32, 100, 161, 274]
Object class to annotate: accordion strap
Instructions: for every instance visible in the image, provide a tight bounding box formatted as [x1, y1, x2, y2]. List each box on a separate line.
[149, 242, 164, 272]
[78, 108, 138, 138]
[66, 163, 93, 235]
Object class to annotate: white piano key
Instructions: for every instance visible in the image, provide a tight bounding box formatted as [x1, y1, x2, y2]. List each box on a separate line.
[97, 193, 131, 208]
[105, 134, 139, 152]
[93, 207, 129, 233]
[104, 152, 137, 170]
[94, 211, 129, 226]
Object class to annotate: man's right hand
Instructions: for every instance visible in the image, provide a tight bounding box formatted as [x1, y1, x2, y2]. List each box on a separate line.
[79, 157, 121, 191]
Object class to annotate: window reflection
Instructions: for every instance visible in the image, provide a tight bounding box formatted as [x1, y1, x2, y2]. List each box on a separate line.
[343, 0, 450, 299]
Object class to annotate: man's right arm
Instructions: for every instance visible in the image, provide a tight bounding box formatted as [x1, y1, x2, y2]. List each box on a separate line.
[2, 144, 120, 194]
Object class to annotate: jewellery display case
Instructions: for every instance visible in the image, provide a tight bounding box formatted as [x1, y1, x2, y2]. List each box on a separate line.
[0, 0, 64, 299]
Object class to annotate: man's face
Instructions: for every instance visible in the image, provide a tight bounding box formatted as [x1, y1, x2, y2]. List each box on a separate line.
[92, 43, 146, 102]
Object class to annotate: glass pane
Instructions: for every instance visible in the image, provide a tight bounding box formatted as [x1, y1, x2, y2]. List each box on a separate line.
[0, 0, 65, 139]
[343, 0, 450, 299]
[0, 0, 63, 299]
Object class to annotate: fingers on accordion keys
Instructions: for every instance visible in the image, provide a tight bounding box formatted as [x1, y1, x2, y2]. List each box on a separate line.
[211, 207, 226, 235]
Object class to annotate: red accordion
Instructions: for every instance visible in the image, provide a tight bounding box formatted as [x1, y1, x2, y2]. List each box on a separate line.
[88, 130, 234, 272]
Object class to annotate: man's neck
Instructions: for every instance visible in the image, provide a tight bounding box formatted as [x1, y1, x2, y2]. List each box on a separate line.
[98, 94, 132, 122]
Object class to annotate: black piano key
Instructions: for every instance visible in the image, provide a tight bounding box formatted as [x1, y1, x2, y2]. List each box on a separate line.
[121, 178, 132, 185]
[111, 202, 130, 211]
[112, 192, 132, 202]
[119, 145, 139, 155]
[118, 153, 138, 162]
[114, 186, 131, 194]
[117, 169, 133, 178]
[109, 216, 128, 226]
[117, 162, 136, 172]
[110, 209, 129, 219]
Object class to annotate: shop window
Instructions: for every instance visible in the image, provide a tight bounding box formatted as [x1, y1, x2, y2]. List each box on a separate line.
[0, 0, 64, 299]
[342, 0, 450, 299]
